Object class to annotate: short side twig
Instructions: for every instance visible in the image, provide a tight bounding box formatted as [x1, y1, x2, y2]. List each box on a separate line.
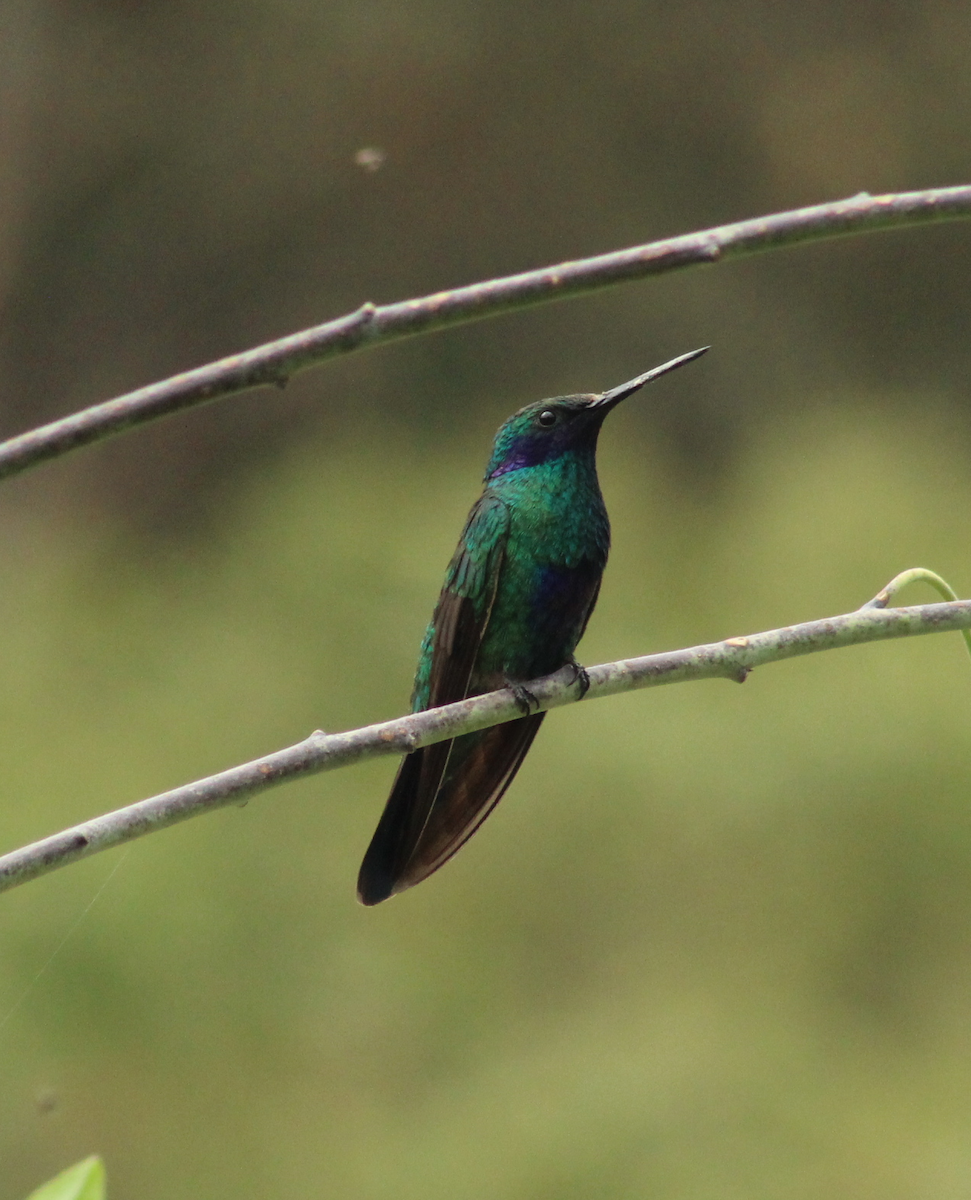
[1, 186, 970, 479]
[0, 595, 968, 896]
[864, 567, 971, 661]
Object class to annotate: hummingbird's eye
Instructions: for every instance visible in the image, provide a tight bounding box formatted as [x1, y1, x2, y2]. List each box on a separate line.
[537, 409, 557, 428]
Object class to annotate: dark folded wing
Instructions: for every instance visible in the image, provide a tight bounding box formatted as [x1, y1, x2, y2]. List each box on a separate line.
[358, 493, 520, 904]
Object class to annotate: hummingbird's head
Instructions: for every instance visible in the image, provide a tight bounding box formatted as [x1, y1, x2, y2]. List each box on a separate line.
[484, 346, 709, 480]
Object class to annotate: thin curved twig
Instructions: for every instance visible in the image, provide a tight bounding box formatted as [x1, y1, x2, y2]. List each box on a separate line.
[1, 186, 970, 480]
[1, 594, 968, 896]
[864, 567, 971, 661]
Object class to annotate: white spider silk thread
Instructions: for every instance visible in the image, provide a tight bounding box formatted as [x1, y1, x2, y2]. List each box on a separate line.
[0, 847, 132, 1035]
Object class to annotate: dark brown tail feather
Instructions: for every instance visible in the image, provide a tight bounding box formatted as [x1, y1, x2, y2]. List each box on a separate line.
[357, 713, 545, 904]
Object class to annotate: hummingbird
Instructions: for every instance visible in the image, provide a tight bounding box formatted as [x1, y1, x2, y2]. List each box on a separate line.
[357, 346, 709, 905]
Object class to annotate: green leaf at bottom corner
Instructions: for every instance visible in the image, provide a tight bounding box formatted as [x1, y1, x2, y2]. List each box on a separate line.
[25, 1156, 105, 1200]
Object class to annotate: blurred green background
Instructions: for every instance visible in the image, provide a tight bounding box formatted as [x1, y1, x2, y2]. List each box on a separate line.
[3, 2, 971, 1197]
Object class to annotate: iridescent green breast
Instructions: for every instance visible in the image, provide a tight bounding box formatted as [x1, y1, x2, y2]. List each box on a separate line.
[473, 453, 609, 683]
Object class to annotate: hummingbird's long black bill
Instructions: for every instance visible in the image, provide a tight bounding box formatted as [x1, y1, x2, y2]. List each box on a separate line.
[591, 345, 710, 409]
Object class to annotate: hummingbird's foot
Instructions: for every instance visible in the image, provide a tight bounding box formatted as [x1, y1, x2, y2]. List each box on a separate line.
[507, 680, 539, 715]
[568, 657, 591, 698]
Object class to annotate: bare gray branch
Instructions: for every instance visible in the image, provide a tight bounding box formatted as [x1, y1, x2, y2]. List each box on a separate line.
[1, 596, 968, 895]
[1, 186, 970, 480]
